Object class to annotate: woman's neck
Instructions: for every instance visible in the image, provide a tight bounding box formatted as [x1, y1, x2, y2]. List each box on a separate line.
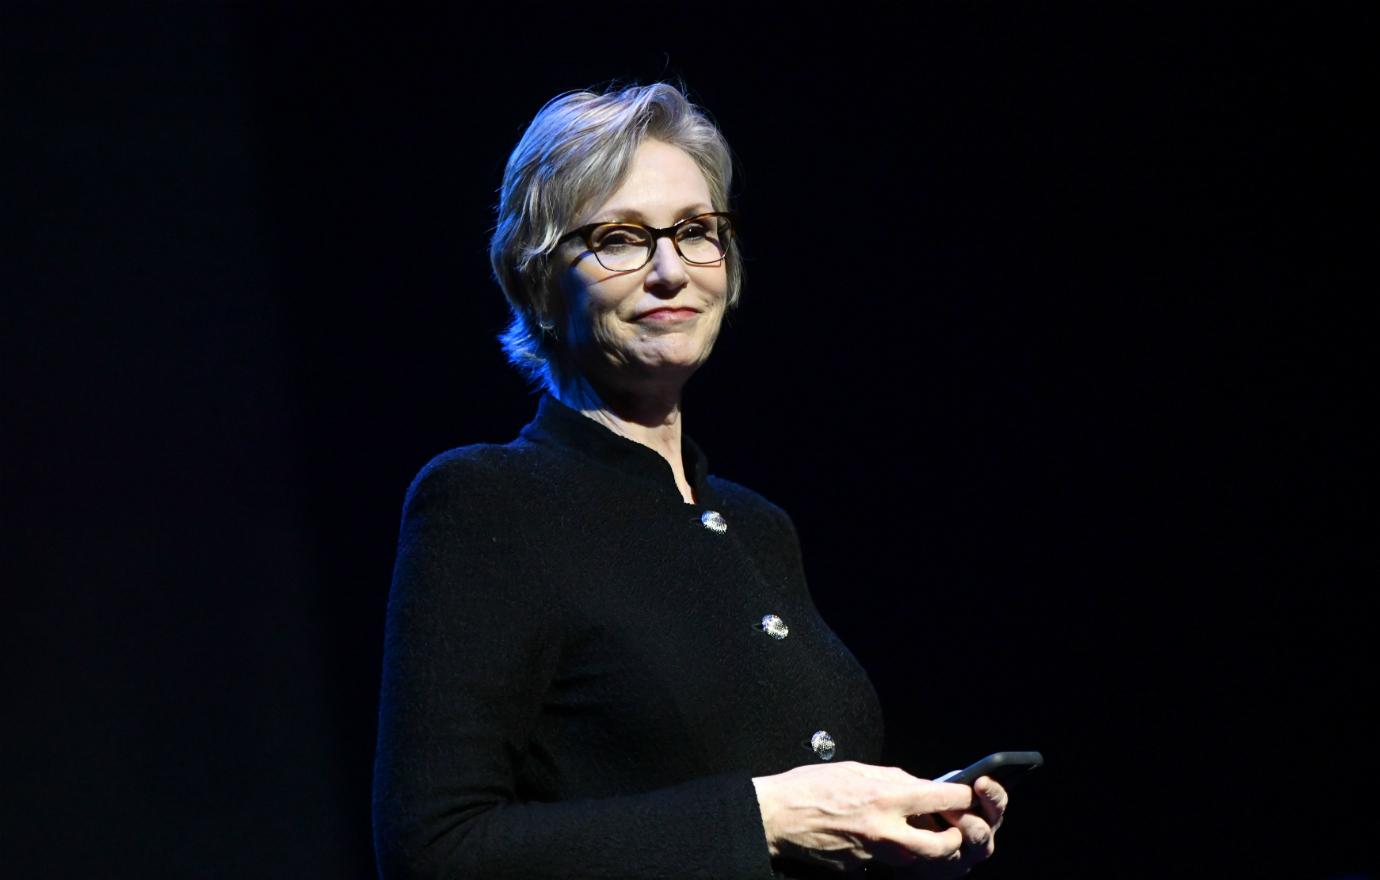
[551, 376, 696, 504]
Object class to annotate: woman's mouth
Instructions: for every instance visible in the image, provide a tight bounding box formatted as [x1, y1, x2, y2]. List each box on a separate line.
[635, 308, 699, 323]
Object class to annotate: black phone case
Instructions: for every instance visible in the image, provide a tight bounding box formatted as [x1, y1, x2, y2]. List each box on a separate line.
[946, 750, 1044, 786]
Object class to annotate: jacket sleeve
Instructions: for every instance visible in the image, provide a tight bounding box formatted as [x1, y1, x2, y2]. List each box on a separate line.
[371, 454, 777, 880]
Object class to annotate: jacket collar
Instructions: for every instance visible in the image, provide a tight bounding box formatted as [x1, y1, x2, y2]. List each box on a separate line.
[518, 393, 718, 507]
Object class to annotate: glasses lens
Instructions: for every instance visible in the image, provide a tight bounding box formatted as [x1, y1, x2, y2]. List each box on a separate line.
[590, 224, 652, 271]
[676, 215, 729, 264]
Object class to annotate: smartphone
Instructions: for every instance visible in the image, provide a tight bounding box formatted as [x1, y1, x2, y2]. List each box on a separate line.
[933, 750, 1044, 787]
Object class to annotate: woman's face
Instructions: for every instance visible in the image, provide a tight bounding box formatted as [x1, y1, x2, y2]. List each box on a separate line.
[556, 139, 729, 395]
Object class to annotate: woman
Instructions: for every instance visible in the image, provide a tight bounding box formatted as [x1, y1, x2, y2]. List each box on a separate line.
[372, 82, 1009, 879]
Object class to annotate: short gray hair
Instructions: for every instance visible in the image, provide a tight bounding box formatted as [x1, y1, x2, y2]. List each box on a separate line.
[488, 81, 741, 394]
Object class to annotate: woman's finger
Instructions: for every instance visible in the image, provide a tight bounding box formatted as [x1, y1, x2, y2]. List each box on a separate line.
[884, 818, 966, 862]
[846, 762, 923, 784]
[890, 780, 973, 818]
[973, 776, 1009, 831]
[939, 809, 995, 858]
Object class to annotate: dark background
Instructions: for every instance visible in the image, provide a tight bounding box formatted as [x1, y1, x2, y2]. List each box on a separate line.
[5, 5, 1373, 878]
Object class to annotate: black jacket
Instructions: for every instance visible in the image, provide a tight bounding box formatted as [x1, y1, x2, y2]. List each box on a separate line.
[373, 394, 884, 879]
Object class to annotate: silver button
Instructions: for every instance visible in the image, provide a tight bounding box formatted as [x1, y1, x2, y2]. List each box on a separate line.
[759, 614, 789, 640]
[810, 730, 836, 761]
[700, 510, 727, 533]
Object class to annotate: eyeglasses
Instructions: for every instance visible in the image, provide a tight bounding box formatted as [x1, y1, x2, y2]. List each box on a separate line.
[556, 211, 736, 272]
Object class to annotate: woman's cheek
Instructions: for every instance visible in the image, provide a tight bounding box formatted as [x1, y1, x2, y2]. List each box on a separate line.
[699, 306, 726, 358]
[591, 310, 633, 365]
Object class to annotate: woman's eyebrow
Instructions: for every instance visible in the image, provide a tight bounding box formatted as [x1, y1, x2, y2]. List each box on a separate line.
[589, 204, 713, 224]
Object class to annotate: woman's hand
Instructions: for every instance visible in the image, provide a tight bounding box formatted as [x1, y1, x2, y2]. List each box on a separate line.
[751, 762, 1005, 875]
[897, 775, 1008, 878]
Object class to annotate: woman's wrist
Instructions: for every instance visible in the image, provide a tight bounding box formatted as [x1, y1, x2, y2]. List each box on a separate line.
[751, 774, 782, 858]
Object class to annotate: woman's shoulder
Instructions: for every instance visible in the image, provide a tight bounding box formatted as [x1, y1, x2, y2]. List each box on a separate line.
[409, 440, 527, 480]
[401, 440, 551, 510]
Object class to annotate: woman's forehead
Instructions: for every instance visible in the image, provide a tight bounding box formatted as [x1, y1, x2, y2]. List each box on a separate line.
[582, 141, 712, 226]
[586, 202, 715, 226]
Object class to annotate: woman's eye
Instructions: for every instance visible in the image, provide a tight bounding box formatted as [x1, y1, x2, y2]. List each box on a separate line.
[594, 228, 648, 249]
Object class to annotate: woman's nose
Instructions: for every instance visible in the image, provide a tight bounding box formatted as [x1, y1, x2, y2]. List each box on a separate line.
[645, 236, 689, 290]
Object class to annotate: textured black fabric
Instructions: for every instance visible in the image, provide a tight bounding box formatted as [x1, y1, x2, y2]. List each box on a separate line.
[373, 394, 885, 879]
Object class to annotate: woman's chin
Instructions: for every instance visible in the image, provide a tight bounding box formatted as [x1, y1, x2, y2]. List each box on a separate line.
[600, 356, 708, 393]
[624, 341, 713, 374]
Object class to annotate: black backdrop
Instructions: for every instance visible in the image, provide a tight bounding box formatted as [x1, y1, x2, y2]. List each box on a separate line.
[6, 5, 1373, 878]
